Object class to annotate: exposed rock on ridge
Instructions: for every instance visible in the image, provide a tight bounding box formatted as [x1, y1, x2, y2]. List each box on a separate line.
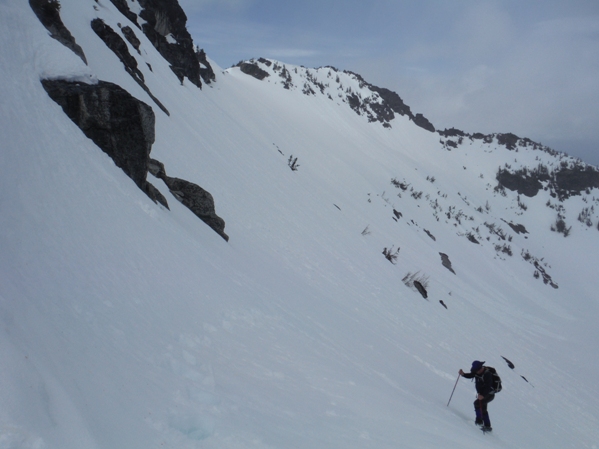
[107, 0, 216, 86]
[137, 0, 202, 87]
[344, 71, 436, 132]
[196, 48, 216, 84]
[237, 62, 270, 80]
[234, 59, 436, 132]
[497, 165, 599, 200]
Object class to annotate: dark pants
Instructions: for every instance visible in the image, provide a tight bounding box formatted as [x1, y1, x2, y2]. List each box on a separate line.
[474, 394, 494, 426]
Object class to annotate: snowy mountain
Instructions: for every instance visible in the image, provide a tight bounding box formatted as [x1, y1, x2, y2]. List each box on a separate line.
[1, 1, 598, 448]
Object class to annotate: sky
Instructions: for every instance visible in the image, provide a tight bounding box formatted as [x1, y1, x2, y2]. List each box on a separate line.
[179, 0, 599, 166]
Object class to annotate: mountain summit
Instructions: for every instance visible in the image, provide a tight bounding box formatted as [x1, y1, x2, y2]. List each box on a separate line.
[1, 1, 598, 448]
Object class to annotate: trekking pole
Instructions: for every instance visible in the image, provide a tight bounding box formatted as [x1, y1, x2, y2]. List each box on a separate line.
[447, 374, 460, 406]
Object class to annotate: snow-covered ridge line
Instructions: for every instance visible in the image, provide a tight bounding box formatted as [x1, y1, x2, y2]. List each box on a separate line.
[232, 57, 435, 131]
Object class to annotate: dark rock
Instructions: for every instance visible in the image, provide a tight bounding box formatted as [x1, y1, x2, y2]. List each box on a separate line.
[499, 162, 599, 201]
[412, 113, 435, 133]
[40, 78, 166, 206]
[137, 0, 203, 87]
[438, 128, 467, 137]
[91, 19, 170, 116]
[108, 0, 140, 27]
[496, 169, 543, 197]
[161, 176, 229, 241]
[503, 221, 528, 234]
[42, 79, 227, 239]
[341, 70, 436, 130]
[196, 48, 216, 84]
[346, 93, 362, 114]
[92, 19, 145, 83]
[143, 182, 169, 209]
[237, 62, 270, 80]
[533, 261, 559, 289]
[148, 158, 167, 178]
[439, 300, 448, 309]
[149, 159, 228, 241]
[424, 229, 436, 241]
[439, 253, 456, 274]
[29, 0, 87, 64]
[497, 133, 520, 150]
[554, 166, 599, 197]
[367, 85, 412, 118]
[414, 281, 428, 299]
[466, 233, 480, 244]
[121, 26, 141, 54]
[368, 101, 395, 124]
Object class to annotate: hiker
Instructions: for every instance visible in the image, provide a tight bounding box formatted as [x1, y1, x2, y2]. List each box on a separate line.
[459, 360, 495, 431]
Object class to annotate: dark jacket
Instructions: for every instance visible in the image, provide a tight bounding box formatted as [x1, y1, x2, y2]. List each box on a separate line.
[462, 367, 495, 398]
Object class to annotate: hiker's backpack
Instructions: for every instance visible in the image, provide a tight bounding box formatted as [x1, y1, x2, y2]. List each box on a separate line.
[486, 367, 502, 393]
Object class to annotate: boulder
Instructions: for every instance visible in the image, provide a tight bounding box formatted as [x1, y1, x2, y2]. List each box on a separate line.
[41, 79, 166, 207]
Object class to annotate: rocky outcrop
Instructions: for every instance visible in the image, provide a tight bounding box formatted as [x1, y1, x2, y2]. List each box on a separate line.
[108, 0, 215, 87]
[414, 281, 428, 299]
[237, 62, 270, 81]
[108, 0, 140, 27]
[41, 79, 228, 240]
[91, 19, 145, 84]
[496, 133, 520, 150]
[496, 169, 543, 197]
[235, 60, 436, 131]
[439, 253, 456, 274]
[497, 164, 599, 200]
[343, 71, 435, 132]
[438, 128, 467, 138]
[196, 48, 216, 84]
[41, 79, 167, 207]
[412, 113, 435, 133]
[148, 159, 229, 241]
[29, 0, 87, 64]
[554, 166, 599, 196]
[121, 26, 141, 54]
[137, 0, 203, 87]
[91, 19, 170, 116]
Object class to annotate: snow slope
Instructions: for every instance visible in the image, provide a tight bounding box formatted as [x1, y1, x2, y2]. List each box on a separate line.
[1, 1, 598, 448]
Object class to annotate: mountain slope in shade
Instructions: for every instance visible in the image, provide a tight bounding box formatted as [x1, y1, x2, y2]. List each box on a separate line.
[1, 1, 598, 448]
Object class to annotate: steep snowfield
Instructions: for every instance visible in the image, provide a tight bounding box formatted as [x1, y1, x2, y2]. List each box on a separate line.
[1, 1, 598, 448]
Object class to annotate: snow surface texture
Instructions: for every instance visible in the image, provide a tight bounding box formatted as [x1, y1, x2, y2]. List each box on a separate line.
[1, 1, 598, 448]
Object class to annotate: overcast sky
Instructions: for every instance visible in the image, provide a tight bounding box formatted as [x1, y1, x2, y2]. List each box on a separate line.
[179, 0, 599, 166]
